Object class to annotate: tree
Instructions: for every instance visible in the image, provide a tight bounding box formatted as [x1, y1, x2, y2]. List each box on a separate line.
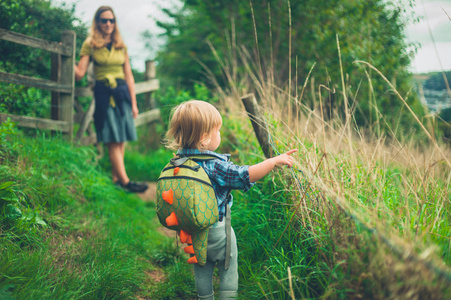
[423, 71, 451, 91]
[150, 0, 425, 136]
[436, 107, 451, 144]
[0, 0, 87, 76]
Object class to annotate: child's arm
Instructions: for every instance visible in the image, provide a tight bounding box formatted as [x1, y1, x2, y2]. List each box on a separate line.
[248, 149, 298, 183]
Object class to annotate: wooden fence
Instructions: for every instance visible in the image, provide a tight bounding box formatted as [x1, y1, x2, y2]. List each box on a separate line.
[0, 28, 160, 145]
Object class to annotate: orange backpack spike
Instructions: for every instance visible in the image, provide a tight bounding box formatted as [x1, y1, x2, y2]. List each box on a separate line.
[165, 212, 179, 226]
[162, 190, 174, 205]
[187, 256, 198, 264]
[179, 230, 191, 244]
[184, 245, 195, 254]
[173, 167, 180, 175]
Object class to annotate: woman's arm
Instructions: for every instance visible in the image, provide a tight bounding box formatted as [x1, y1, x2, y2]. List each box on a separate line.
[74, 55, 90, 81]
[248, 149, 297, 182]
[123, 52, 138, 118]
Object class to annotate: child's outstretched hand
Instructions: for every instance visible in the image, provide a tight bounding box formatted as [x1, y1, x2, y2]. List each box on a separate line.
[248, 149, 298, 183]
[273, 149, 298, 168]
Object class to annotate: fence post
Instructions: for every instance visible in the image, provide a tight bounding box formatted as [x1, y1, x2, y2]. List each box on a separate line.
[145, 60, 156, 110]
[50, 53, 61, 120]
[59, 30, 75, 139]
[241, 94, 274, 159]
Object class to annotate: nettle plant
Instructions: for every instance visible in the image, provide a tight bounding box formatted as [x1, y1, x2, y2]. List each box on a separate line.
[0, 118, 17, 143]
[0, 182, 47, 234]
[0, 182, 22, 225]
[0, 121, 47, 232]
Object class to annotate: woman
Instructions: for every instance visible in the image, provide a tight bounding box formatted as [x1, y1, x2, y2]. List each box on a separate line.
[75, 6, 148, 193]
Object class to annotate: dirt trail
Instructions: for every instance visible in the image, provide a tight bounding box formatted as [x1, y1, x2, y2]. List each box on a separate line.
[136, 183, 199, 299]
[137, 182, 157, 203]
[135, 182, 177, 297]
[137, 182, 175, 238]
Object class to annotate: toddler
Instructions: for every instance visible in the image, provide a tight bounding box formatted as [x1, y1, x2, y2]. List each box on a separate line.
[165, 100, 297, 300]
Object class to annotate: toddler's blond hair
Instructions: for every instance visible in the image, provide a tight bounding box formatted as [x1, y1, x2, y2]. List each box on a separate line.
[166, 100, 222, 150]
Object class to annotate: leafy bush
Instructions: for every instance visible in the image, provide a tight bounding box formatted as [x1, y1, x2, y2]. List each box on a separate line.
[438, 107, 451, 144]
[0, 118, 16, 143]
[0, 84, 51, 118]
[423, 71, 451, 91]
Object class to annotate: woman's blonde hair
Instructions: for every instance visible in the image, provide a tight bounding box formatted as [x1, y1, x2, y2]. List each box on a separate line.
[166, 100, 222, 150]
[88, 6, 125, 49]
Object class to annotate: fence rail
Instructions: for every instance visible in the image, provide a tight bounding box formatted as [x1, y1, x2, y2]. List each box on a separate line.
[74, 79, 159, 98]
[0, 72, 72, 93]
[0, 28, 72, 56]
[0, 113, 70, 132]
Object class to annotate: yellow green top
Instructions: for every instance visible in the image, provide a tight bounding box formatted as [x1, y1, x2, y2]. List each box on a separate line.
[80, 40, 127, 83]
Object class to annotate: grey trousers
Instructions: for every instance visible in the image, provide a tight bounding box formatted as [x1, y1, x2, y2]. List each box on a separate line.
[194, 222, 238, 300]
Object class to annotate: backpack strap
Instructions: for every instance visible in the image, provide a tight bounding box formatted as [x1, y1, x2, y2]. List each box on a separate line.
[170, 156, 189, 166]
[170, 154, 217, 167]
[224, 203, 232, 270]
[182, 154, 218, 162]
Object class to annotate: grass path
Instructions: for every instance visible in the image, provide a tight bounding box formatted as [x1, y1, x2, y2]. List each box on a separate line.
[138, 182, 157, 203]
[137, 182, 174, 239]
[135, 182, 184, 298]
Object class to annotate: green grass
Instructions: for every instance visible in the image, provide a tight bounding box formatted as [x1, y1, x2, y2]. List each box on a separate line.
[0, 125, 195, 299]
[217, 102, 451, 299]
[226, 145, 450, 298]
[199, 21, 450, 296]
[97, 144, 173, 183]
[1, 97, 450, 299]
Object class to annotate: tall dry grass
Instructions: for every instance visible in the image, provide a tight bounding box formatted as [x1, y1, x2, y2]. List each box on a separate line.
[203, 30, 451, 297]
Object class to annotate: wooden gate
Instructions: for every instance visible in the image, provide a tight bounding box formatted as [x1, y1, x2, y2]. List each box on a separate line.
[0, 29, 76, 137]
[0, 28, 160, 144]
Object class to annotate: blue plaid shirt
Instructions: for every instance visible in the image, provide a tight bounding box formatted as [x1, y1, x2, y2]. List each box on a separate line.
[177, 149, 255, 221]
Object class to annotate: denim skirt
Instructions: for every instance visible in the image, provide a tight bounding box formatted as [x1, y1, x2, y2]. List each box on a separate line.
[94, 81, 138, 144]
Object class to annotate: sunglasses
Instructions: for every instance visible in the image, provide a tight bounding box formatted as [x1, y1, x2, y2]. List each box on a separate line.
[99, 18, 115, 24]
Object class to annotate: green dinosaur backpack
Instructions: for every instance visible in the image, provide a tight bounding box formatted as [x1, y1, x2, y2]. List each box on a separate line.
[156, 154, 219, 266]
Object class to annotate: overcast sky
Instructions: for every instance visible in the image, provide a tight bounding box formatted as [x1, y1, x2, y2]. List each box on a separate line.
[405, 0, 451, 73]
[52, 0, 451, 74]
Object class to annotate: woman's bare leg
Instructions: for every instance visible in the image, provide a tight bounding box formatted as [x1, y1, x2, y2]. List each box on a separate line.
[107, 142, 129, 185]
